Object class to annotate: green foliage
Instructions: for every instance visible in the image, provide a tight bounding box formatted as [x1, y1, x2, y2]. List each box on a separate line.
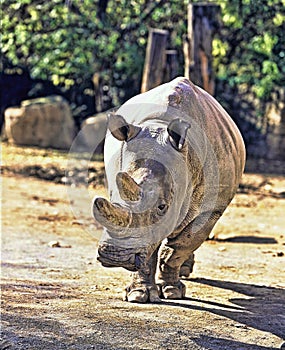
[214, 0, 285, 99]
[1, 0, 188, 101]
[1, 0, 284, 105]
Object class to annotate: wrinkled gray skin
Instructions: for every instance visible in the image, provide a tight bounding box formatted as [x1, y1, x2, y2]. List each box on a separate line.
[93, 77, 246, 303]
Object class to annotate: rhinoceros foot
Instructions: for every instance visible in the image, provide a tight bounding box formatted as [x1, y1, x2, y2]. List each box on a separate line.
[157, 281, 186, 300]
[124, 285, 161, 303]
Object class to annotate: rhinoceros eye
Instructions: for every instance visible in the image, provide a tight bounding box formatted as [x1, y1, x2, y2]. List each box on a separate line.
[157, 202, 168, 216]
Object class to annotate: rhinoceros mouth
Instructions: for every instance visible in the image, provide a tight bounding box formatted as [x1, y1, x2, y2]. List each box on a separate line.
[97, 244, 148, 271]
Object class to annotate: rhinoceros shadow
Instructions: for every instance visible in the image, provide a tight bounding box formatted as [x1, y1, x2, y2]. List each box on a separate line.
[211, 235, 278, 244]
[190, 334, 282, 350]
[163, 278, 285, 347]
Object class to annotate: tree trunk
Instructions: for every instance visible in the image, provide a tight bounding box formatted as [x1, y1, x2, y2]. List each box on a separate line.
[184, 3, 220, 96]
[92, 72, 103, 113]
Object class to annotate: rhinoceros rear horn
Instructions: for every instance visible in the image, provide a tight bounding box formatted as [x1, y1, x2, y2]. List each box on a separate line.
[167, 118, 190, 151]
[116, 172, 142, 201]
[92, 197, 131, 233]
[108, 113, 141, 141]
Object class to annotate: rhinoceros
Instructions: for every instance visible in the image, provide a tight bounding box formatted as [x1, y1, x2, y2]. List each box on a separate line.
[92, 77, 245, 303]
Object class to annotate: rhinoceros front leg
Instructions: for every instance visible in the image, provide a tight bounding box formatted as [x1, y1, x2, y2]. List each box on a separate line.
[157, 211, 223, 299]
[124, 250, 161, 303]
[157, 245, 189, 299]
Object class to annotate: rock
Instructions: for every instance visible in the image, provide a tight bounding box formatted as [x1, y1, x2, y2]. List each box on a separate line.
[80, 112, 108, 154]
[4, 95, 75, 149]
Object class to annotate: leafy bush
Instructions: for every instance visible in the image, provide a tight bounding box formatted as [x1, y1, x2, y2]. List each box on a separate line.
[1, 0, 188, 105]
[214, 0, 285, 99]
[1, 0, 284, 107]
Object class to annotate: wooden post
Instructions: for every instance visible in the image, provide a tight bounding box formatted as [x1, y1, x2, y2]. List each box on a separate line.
[141, 28, 169, 93]
[184, 3, 220, 95]
[164, 50, 179, 82]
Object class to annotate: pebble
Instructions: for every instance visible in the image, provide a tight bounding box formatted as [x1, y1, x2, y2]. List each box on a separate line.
[218, 246, 226, 252]
[47, 240, 72, 248]
[48, 240, 61, 248]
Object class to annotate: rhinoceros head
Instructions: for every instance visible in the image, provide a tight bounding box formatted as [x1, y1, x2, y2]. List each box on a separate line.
[93, 113, 190, 271]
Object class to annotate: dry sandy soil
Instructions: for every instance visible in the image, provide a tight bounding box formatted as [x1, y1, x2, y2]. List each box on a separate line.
[1, 143, 285, 350]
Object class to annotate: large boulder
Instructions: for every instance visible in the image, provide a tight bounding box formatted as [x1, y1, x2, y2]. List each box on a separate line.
[4, 95, 75, 149]
[80, 113, 108, 154]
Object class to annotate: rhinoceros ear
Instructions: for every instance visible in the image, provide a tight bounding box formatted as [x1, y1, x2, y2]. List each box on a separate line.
[167, 119, 190, 151]
[108, 113, 141, 141]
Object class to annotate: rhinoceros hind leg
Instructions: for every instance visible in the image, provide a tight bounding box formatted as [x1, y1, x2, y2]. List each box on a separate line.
[157, 281, 186, 299]
[124, 284, 161, 303]
[179, 253, 195, 278]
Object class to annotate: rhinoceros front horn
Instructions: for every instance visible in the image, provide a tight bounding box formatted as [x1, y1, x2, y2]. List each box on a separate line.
[92, 197, 131, 234]
[116, 172, 142, 201]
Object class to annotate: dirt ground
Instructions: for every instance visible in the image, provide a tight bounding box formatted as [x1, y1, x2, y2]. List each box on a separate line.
[1, 143, 285, 350]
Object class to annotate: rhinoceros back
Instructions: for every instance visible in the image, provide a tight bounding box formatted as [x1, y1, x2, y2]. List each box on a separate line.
[113, 76, 245, 188]
[104, 77, 245, 235]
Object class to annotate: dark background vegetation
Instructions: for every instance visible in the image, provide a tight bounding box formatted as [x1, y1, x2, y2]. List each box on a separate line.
[1, 0, 285, 144]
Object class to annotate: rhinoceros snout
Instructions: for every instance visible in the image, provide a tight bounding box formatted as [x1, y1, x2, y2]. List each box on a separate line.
[97, 244, 146, 271]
